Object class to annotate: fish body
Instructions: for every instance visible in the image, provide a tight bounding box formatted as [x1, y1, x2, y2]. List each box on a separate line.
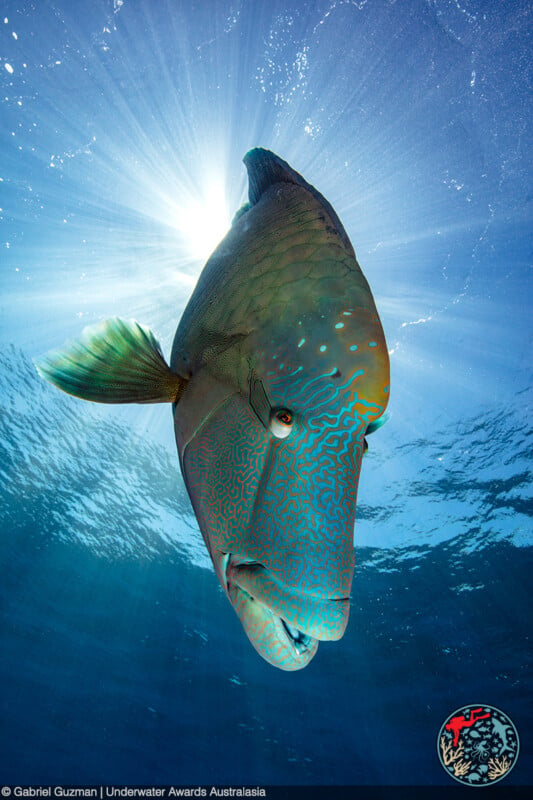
[36, 149, 389, 670]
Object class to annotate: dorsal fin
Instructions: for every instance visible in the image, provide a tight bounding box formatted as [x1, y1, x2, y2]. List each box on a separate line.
[243, 148, 352, 251]
[244, 148, 309, 205]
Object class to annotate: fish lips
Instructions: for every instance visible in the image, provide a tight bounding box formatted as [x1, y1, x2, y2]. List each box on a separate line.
[228, 559, 350, 640]
[220, 554, 350, 671]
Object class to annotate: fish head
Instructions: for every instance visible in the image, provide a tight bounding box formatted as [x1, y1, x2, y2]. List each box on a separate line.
[174, 301, 389, 671]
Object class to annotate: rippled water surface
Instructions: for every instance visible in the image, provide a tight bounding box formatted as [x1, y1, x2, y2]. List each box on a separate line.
[1, 0, 531, 787]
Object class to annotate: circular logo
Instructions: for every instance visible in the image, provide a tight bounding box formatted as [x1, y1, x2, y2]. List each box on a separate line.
[438, 704, 519, 786]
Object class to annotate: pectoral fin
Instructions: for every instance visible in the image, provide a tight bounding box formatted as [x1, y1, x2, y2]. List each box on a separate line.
[249, 369, 272, 430]
[365, 412, 389, 436]
[35, 317, 187, 404]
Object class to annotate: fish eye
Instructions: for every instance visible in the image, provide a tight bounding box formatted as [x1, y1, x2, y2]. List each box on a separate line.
[269, 407, 293, 439]
[275, 408, 293, 425]
[363, 437, 369, 454]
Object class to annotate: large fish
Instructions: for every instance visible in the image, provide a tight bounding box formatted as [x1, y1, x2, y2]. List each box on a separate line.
[36, 148, 390, 670]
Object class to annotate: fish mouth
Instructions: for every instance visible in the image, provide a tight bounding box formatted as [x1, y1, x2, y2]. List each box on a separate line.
[220, 553, 349, 671]
[280, 618, 316, 654]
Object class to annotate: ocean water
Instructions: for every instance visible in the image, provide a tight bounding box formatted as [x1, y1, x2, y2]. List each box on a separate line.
[1, 0, 531, 789]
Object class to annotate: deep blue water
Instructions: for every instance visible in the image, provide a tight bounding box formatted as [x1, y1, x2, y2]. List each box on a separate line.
[1, 0, 532, 789]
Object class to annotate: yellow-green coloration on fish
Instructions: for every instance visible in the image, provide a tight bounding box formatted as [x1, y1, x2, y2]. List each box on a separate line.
[36, 149, 390, 671]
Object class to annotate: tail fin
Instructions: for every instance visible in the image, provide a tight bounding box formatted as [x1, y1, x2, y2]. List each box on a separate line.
[35, 317, 187, 404]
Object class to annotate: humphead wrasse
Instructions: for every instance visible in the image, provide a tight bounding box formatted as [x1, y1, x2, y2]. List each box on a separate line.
[36, 149, 390, 670]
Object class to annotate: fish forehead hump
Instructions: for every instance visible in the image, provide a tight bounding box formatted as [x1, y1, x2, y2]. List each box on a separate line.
[170, 167, 372, 383]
